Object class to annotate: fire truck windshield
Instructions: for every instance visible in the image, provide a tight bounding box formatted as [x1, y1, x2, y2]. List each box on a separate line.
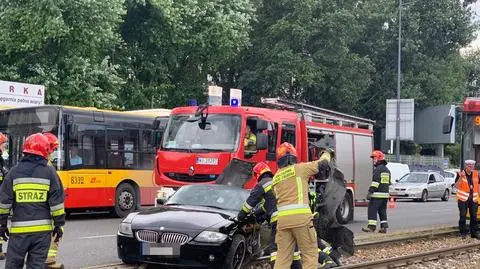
[162, 114, 241, 152]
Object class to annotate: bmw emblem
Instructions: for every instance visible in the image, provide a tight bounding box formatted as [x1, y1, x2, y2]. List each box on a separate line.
[160, 226, 165, 231]
[189, 166, 195, 176]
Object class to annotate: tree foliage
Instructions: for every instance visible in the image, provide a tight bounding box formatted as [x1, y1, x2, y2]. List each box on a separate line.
[0, 0, 478, 122]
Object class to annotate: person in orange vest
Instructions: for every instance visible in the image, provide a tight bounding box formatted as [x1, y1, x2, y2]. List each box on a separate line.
[455, 159, 480, 239]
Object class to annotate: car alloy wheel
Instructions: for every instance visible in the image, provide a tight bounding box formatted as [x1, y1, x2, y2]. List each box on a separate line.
[233, 241, 246, 269]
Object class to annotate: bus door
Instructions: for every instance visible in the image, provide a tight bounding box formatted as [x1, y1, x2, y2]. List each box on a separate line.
[66, 124, 108, 207]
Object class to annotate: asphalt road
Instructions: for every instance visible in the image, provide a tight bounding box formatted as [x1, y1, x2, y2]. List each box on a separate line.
[0, 198, 461, 268]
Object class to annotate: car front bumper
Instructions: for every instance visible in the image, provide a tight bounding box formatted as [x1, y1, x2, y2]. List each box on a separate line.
[389, 190, 423, 199]
[117, 234, 230, 268]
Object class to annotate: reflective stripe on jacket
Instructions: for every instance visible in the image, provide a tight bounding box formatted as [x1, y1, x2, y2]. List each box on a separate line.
[239, 176, 277, 223]
[272, 160, 321, 229]
[0, 154, 65, 234]
[369, 163, 391, 199]
[456, 170, 479, 202]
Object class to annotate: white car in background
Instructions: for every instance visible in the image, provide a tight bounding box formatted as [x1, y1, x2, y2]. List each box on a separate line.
[389, 171, 451, 202]
[444, 169, 459, 194]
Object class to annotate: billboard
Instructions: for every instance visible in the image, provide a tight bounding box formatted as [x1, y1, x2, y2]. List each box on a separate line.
[385, 99, 415, 141]
[0, 80, 45, 108]
[414, 105, 455, 144]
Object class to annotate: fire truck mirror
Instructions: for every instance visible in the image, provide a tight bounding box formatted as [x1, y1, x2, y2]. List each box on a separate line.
[256, 119, 268, 131]
[442, 115, 454, 134]
[256, 133, 268, 150]
[198, 121, 211, 130]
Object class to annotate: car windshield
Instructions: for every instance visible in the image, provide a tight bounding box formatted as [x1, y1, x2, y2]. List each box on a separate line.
[398, 173, 428, 183]
[165, 185, 249, 211]
[162, 114, 241, 152]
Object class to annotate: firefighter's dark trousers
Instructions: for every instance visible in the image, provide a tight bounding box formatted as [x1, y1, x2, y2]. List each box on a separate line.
[367, 198, 388, 229]
[270, 222, 302, 269]
[458, 199, 478, 236]
[6, 232, 51, 269]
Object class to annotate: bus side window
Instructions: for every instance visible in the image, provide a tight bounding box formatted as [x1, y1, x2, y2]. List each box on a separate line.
[68, 124, 106, 169]
[267, 122, 278, 161]
[107, 129, 139, 169]
[281, 123, 296, 147]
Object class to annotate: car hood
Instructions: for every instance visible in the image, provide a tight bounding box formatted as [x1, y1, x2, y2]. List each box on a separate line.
[130, 205, 235, 233]
[391, 183, 426, 189]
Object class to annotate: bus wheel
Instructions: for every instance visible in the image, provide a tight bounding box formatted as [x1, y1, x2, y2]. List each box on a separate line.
[336, 192, 353, 224]
[112, 183, 137, 218]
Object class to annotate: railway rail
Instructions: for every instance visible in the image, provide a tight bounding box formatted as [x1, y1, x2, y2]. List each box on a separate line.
[338, 241, 480, 269]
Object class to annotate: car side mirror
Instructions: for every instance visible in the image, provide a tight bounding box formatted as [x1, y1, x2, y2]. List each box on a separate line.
[442, 115, 454, 134]
[256, 133, 268, 150]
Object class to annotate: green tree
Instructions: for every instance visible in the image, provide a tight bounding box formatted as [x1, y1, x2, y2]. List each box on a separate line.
[356, 0, 475, 124]
[224, 0, 374, 112]
[0, 0, 126, 108]
[117, 0, 255, 109]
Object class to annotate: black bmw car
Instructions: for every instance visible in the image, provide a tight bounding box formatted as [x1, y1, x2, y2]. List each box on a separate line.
[117, 184, 271, 269]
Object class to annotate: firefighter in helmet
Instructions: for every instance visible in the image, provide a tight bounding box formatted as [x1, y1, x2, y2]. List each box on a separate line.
[272, 142, 329, 269]
[0, 133, 66, 268]
[238, 162, 302, 268]
[0, 132, 7, 260]
[362, 150, 391, 233]
[43, 132, 65, 269]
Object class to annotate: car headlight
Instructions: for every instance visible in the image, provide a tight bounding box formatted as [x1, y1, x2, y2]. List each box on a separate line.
[118, 212, 139, 237]
[194, 231, 228, 243]
[119, 223, 133, 237]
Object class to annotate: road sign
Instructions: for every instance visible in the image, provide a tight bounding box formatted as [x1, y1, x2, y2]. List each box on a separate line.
[386, 99, 415, 141]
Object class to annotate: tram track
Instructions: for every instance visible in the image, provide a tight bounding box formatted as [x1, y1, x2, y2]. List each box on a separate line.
[245, 225, 463, 269]
[337, 241, 480, 269]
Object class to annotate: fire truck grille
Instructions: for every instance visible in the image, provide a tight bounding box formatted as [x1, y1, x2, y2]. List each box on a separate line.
[166, 173, 218, 182]
[161, 233, 189, 244]
[136, 230, 159, 243]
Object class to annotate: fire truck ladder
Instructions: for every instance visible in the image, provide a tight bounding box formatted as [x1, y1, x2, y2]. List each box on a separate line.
[260, 97, 375, 131]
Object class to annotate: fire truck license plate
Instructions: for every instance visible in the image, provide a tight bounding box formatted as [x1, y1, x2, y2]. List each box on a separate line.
[196, 157, 218, 165]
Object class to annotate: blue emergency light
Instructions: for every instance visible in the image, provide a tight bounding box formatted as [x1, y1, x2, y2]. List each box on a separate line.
[187, 99, 198, 106]
[230, 98, 239, 107]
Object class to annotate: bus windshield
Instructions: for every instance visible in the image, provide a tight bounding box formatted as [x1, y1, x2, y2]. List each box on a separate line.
[162, 114, 241, 152]
[0, 107, 60, 168]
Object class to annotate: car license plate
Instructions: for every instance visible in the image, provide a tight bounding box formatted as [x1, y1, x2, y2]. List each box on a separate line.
[196, 157, 218, 165]
[142, 243, 180, 256]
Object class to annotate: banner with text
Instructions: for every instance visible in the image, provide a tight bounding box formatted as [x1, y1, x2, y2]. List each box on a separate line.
[0, 80, 45, 108]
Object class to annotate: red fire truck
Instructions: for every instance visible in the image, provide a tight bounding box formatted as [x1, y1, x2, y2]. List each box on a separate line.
[454, 97, 480, 166]
[154, 98, 375, 223]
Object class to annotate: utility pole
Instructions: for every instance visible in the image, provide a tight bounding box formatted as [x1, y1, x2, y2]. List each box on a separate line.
[396, 0, 402, 162]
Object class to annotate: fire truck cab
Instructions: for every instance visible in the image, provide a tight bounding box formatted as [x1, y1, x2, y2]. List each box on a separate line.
[155, 98, 375, 223]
